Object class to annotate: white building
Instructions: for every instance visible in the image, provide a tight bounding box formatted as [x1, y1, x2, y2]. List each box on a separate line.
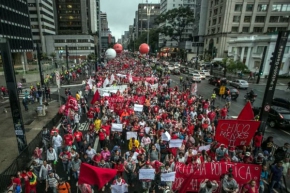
[44, 35, 95, 61]
[27, 0, 56, 53]
[228, 35, 290, 76]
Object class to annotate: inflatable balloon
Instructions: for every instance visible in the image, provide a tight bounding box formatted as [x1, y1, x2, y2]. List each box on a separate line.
[113, 43, 123, 54]
[105, 48, 117, 59]
[58, 105, 66, 114]
[139, 43, 150, 54]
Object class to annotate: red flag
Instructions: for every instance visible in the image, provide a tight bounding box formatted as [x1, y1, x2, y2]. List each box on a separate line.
[237, 101, 255, 120]
[78, 163, 117, 189]
[90, 90, 100, 104]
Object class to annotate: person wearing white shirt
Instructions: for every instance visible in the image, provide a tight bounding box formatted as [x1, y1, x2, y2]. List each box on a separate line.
[139, 119, 146, 126]
[202, 116, 211, 124]
[52, 133, 63, 155]
[190, 111, 197, 120]
[85, 145, 96, 159]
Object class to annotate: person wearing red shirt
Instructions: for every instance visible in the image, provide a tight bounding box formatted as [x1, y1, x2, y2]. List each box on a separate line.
[20, 169, 31, 193]
[59, 148, 72, 175]
[73, 128, 83, 150]
[220, 106, 228, 119]
[50, 126, 59, 136]
[92, 152, 102, 166]
[253, 131, 263, 157]
[151, 160, 163, 175]
[99, 129, 106, 149]
[207, 110, 216, 122]
[63, 131, 74, 147]
[9, 174, 21, 192]
[114, 160, 124, 177]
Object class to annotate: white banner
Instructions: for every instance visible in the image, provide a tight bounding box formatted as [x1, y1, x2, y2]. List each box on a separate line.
[169, 139, 183, 148]
[111, 123, 123, 132]
[134, 104, 143, 112]
[139, 169, 155, 180]
[161, 131, 171, 141]
[161, 172, 176, 182]
[198, 144, 211, 152]
[111, 184, 128, 193]
[126, 132, 137, 140]
[150, 83, 158, 89]
[97, 85, 127, 96]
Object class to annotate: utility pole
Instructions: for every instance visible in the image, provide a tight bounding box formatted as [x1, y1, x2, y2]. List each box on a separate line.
[65, 45, 69, 70]
[259, 31, 289, 134]
[94, 45, 98, 72]
[36, 44, 44, 86]
[0, 38, 28, 153]
[256, 46, 267, 84]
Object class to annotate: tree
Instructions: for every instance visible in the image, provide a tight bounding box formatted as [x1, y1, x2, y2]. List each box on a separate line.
[87, 53, 97, 61]
[222, 58, 248, 76]
[128, 28, 159, 53]
[49, 52, 56, 59]
[154, 6, 195, 43]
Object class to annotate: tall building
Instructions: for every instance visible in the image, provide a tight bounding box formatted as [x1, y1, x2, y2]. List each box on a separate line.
[135, 3, 160, 38]
[204, 0, 290, 59]
[100, 12, 109, 36]
[0, 0, 33, 67]
[55, 0, 97, 35]
[27, 0, 56, 54]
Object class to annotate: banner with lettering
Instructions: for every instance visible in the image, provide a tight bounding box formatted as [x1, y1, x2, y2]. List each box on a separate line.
[172, 162, 261, 192]
[215, 120, 260, 147]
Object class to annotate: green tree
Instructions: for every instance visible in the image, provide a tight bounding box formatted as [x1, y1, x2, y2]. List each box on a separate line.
[222, 58, 248, 76]
[129, 28, 160, 53]
[49, 52, 56, 59]
[154, 6, 195, 43]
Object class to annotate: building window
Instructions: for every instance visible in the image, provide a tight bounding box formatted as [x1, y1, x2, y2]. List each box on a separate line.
[244, 16, 251, 22]
[213, 19, 217, 25]
[235, 4, 243, 11]
[281, 4, 290, 11]
[272, 4, 282, 11]
[211, 28, 215, 34]
[254, 61, 261, 68]
[280, 16, 290, 23]
[269, 16, 279, 22]
[218, 17, 221, 23]
[217, 27, 220, 32]
[257, 4, 268, 12]
[209, 11, 212, 17]
[246, 4, 254, 11]
[256, 46, 264, 54]
[267, 27, 277, 33]
[253, 27, 263, 32]
[216, 37, 219, 44]
[214, 9, 218, 15]
[285, 46, 290, 53]
[173, 4, 175, 7]
[255, 16, 265, 23]
[233, 16, 241, 22]
[231, 27, 239, 32]
[242, 27, 249, 32]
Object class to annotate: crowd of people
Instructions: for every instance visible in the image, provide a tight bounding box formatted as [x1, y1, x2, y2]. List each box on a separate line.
[6, 53, 290, 193]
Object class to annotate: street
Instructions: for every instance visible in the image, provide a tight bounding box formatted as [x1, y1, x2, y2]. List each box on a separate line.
[169, 72, 290, 147]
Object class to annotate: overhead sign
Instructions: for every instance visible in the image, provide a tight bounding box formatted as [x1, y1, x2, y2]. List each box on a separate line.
[219, 86, 226, 95]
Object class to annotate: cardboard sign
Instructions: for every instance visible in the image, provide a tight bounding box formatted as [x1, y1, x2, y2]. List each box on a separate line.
[139, 169, 155, 180]
[111, 123, 123, 132]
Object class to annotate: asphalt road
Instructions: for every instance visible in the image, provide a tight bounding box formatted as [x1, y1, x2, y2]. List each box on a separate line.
[169, 73, 290, 148]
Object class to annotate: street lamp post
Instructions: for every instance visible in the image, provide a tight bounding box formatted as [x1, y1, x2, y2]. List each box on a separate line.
[144, 2, 154, 45]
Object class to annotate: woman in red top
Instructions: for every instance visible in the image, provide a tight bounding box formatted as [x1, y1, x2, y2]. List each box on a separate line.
[185, 148, 195, 165]
[99, 129, 106, 149]
[92, 152, 102, 166]
[242, 180, 259, 193]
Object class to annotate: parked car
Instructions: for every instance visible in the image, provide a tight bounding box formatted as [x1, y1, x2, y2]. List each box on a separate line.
[229, 79, 249, 89]
[253, 106, 290, 128]
[213, 86, 239, 99]
[180, 67, 189, 74]
[208, 76, 227, 86]
[199, 72, 206, 80]
[272, 98, 290, 110]
[192, 74, 201, 83]
[200, 70, 210, 77]
[172, 68, 181, 75]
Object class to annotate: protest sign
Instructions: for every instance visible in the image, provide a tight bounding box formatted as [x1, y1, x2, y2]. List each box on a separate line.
[145, 127, 150, 134]
[172, 162, 261, 192]
[161, 131, 171, 141]
[169, 139, 183, 148]
[111, 123, 123, 132]
[215, 120, 260, 146]
[111, 184, 128, 193]
[139, 169, 155, 180]
[134, 104, 143, 112]
[161, 172, 176, 182]
[198, 145, 211, 152]
[126, 132, 137, 140]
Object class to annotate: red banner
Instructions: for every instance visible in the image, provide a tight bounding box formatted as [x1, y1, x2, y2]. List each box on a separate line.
[215, 120, 260, 147]
[172, 162, 261, 192]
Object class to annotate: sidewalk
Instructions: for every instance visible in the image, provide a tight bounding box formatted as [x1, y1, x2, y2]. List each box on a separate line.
[0, 97, 60, 173]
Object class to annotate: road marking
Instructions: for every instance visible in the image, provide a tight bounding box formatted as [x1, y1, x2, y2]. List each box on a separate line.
[280, 129, 290, 136]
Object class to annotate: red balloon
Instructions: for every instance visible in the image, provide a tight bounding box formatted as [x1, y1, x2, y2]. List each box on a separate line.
[58, 105, 66, 114]
[113, 43, 123, 54]
[139, 43, 150, 54]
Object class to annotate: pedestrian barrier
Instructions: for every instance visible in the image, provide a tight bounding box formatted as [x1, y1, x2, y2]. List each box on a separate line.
[0, 94, 64, 193]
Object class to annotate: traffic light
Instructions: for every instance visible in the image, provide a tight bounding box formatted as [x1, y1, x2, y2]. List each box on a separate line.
[269, 52, 275, 65]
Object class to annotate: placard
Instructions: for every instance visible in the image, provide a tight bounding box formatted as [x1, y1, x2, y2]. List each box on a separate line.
[161, 172, 176, 182]
[169, 139, 183, 148]
[134, 104, 143, 112]
[198, 144, 211, 152]
[161, 131, 171, 141]
[111, 184, 128, 193]
[126, 132, 137, 140]
[111, 123, 123, 132]
[139, 169, 155, 180]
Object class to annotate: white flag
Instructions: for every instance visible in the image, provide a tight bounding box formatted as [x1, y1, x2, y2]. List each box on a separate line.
[109, 74, 115, 85]
[103, 77, 109, 88]
[128, 73, 133, 83]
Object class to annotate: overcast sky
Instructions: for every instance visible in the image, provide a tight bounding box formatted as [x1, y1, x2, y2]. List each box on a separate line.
[101, 0, 160, 40]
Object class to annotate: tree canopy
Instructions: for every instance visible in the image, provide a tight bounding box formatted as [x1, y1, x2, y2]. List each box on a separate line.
[154, 6, 195, 42]
[128, 28, 159, 53]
